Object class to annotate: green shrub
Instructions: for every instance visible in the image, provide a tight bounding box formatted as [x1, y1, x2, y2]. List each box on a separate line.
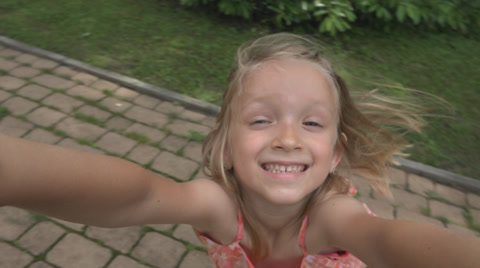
[178, 0, 480, 35]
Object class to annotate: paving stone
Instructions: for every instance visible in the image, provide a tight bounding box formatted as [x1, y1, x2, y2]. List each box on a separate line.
[105, 116, 133, 131]
[107, 255, 149, 268]
[17, 84, 51, 100]
[2, 96, 38, 115]
[133, 94, 161, 108]
[124, 106, 169, 127]
[114, 87, 140, 100]
[72, 72, 98, 85]
[52, 218, 86, 232]
[174, 224, 203, 247]
[155, 101, 185, 114]
[66, 85, 105, 100]
[29, 261, 54, 268]
[14, 53, 39, 64]
[194, 168, 210, 180]
[0, 48, 22, 57]
[0, 116, 35, 137]
[125, 123, 166, 142]
[55, 117, 107, 140]
[76, 105, 112, 121]
[467, 193, 480, 209]
[0, 243, 33, 267]
[24, 128, 63, 144]
[18, 221, 65, 255]
[349, 175, 372, 199]
[429, 200, 467, 225]
[469, 208, 480, 226]
[53, 66, 78, 78]
[433, 183, 467, 206]
[0, 58, 20, 71]
[160, 135, 188, 152]
[447, 224, 479, 237]
[152, 151, 199, 181]
[26, 107, 67, 127]
[0, 207, 35, 240]
[127, 144, 161, 165]
[31, 58, 59, 69]
[32, 74, 75, 90]
[390, 188, 428, 211]
[361, 197, 394, 219]
[146, 224, 175, 232]
[183, 141, 203, 162]
[96, 132, 136, 155]
[396, 208, 444, 227]
[91, 79, 118, 91]
[47, 233, 111, 268]
[407, 173, 434, 197]
[57, 138, 105, 155]
[131, 232, 185, 268]
[10, 66, 41, 78]
[166, 119, 211, 137]
[179, 250, 213, 268]
[387, 167, 407, 187]
[100, 97, 132, 112]
[42, 93, 83, 113]
[0, 75, 26, 90]
[0, 90, 12, 102]
[180, 109, 207, 122]
[86, 226, 142, 253]
[202, 116, 217, 128]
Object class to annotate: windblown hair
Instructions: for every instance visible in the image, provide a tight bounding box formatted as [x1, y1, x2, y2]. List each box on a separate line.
[202, 32, 424, 262]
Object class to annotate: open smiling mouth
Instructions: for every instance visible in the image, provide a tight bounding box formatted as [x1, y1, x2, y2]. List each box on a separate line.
[262, 164, 308, 173]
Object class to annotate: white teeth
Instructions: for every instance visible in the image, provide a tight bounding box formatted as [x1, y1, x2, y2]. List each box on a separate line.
[263, 164, 305, 173]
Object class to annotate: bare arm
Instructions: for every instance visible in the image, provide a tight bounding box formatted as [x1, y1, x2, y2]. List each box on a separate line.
[0, 133, 217, 228]
[320, 197, 480, 268]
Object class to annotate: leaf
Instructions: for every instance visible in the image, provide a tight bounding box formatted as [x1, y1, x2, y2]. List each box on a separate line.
[396, 5, 406, 22]
[314, 9, 328, 17]
[406, 4, 421, 24]
[344, 10, 356, 21]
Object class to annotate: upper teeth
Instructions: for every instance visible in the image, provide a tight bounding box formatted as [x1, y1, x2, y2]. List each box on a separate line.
[264, 164, 305, 173]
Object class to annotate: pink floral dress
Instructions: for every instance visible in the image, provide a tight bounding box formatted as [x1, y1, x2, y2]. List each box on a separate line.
[195, 187, 373, 268]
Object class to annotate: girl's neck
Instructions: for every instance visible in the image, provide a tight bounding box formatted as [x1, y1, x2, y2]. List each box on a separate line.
[241, 191, 310, 234]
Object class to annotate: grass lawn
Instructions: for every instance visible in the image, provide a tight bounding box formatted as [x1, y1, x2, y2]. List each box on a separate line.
[0, 0, 478, 179]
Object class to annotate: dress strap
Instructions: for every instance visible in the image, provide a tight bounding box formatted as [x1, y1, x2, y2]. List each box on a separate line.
[235, 209, 245, 242]
[297, 215, 310, 255]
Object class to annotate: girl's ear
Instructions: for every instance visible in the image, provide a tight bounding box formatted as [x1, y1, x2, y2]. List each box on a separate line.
[330, 132, 347, 172]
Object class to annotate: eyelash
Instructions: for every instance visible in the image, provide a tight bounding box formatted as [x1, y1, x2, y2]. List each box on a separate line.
[252, 119, 270, 125]
[303, 121, 322, 127]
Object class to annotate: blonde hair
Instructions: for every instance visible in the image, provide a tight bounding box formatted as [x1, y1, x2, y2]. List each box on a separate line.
[202, 32, 424, 262]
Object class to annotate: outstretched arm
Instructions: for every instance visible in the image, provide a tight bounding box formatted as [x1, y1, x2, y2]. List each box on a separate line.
[0, 133, 216, 228]
[320, 196, 480, 268]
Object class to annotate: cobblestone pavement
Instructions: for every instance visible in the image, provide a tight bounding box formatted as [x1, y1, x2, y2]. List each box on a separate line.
[0, 42, 479, 268]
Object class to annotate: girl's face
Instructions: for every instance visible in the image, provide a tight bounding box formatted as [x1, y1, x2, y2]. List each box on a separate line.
[227, 58, 343, 206]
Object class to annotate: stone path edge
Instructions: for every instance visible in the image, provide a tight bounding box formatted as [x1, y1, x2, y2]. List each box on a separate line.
[0, 35, 220, 116]
[1, 35, 478, 194]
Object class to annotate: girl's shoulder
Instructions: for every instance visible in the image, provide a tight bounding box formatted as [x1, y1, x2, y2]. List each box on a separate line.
[303, 189, 369, 253]
[189, 178, 239, 244]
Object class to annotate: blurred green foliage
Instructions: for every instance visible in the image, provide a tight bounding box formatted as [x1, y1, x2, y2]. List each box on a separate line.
[179, 0, 480, 35]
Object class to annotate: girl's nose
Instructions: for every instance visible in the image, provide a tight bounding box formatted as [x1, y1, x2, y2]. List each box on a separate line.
[271, 123, 301, 151]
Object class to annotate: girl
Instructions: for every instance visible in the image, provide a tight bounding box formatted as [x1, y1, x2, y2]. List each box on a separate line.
[0, 33, 479, 268]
